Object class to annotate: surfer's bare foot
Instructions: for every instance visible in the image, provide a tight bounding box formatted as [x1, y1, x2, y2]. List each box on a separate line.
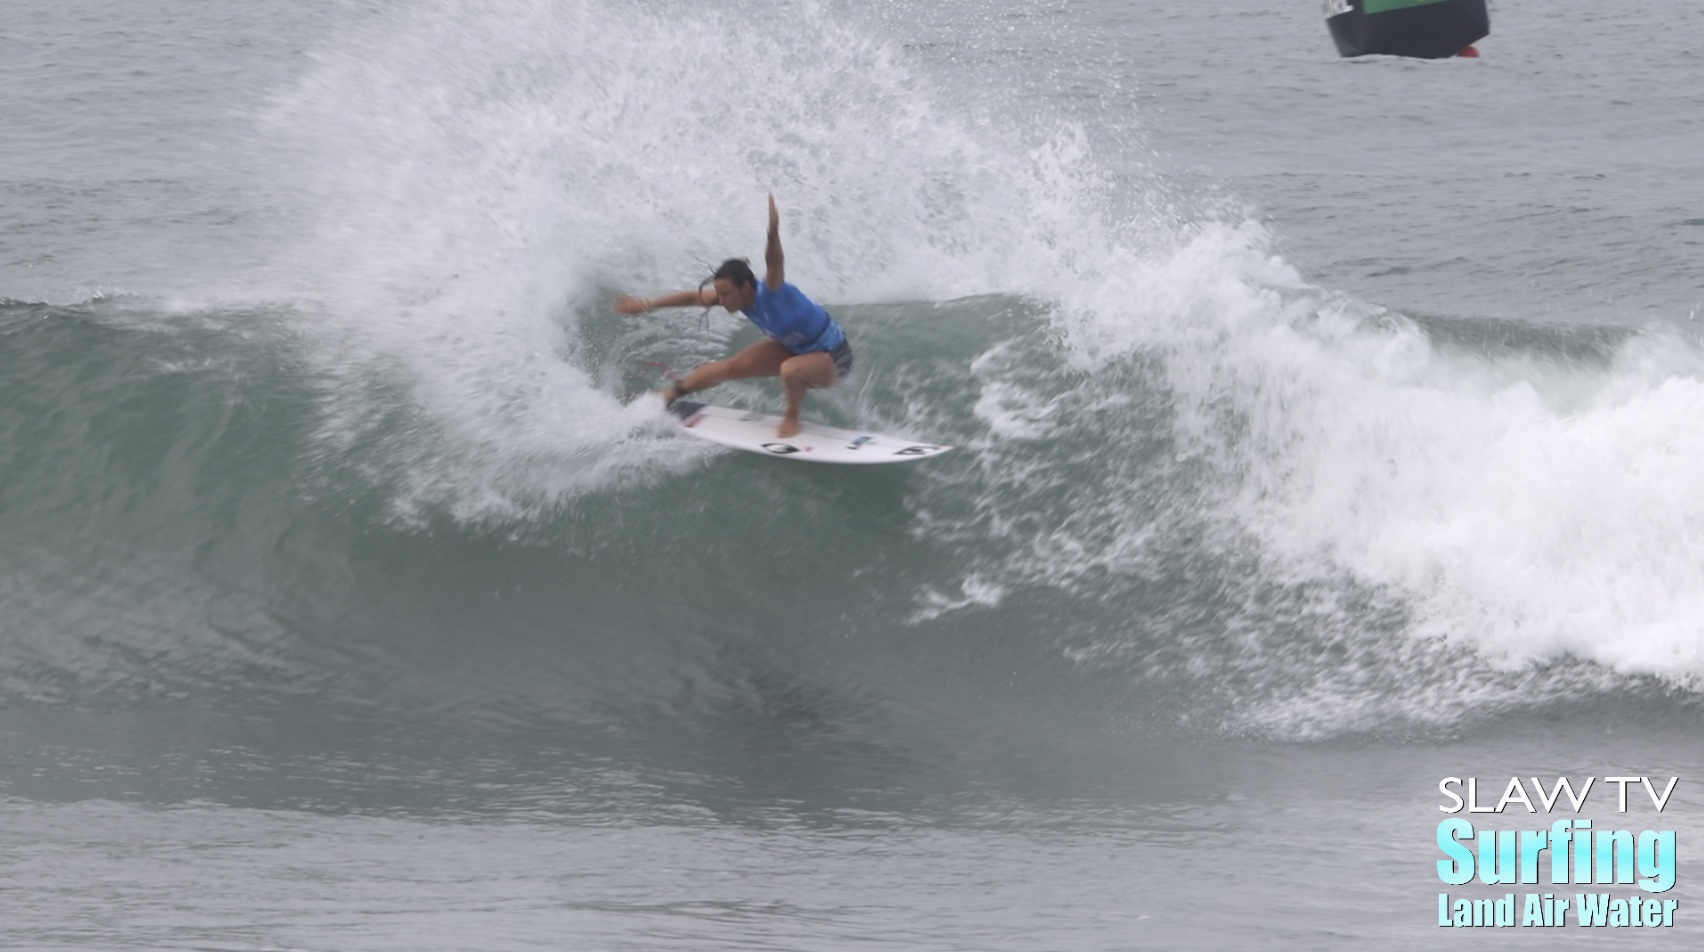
[777, 417, 801, 438]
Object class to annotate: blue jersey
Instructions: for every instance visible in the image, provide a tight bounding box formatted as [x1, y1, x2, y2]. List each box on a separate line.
[741, 281, 846, 354]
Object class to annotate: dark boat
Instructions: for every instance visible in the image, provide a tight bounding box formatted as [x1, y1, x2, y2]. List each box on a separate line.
[1324, 0, 1490, 59]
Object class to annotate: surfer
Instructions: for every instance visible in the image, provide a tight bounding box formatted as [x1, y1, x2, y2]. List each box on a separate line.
[613, 194, 851, 439]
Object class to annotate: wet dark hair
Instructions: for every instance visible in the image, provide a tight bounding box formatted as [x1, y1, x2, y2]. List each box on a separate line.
[712, 258, 757, 289]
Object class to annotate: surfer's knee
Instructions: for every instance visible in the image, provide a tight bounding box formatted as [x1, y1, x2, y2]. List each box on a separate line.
[780, 352, 834, 390]
[778, 362, 810, 393]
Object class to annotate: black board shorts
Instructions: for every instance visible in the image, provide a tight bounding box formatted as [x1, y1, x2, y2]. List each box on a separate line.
[827, 339, 853, 383]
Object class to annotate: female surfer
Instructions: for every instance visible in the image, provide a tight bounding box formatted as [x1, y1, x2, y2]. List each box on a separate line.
[613, 194, 851, 439]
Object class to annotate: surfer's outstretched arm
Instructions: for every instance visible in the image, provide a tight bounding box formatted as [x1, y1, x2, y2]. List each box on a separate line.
[612, 287, 714, 316]
[764, 193, 784, 291]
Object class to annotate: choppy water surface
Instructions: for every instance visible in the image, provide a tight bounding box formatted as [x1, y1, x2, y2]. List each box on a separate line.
[3, 1, 1701, 948]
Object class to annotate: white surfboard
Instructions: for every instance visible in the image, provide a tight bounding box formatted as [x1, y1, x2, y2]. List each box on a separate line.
[667, 401, 951, 464]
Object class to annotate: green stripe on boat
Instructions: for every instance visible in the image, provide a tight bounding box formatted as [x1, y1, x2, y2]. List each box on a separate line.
[1363, 0, 1454, 13]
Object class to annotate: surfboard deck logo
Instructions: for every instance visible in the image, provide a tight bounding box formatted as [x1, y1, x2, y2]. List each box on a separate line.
[666, 401, 951, 465]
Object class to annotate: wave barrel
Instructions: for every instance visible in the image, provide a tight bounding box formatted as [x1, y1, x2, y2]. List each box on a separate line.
[1324, 0, 1490, 59]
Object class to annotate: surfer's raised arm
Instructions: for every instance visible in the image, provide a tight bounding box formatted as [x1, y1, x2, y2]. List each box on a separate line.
[613, 195, 785, 315]
[764, 193, 784, 291]
[612, 288, 713, 316]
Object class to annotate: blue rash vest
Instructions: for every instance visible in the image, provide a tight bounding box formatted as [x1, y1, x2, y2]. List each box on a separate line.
[741, 281, 846, 354]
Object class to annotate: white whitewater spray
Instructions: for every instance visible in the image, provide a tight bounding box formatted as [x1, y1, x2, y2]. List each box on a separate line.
[257, 0, 1122, 519]
[1027, 218, 1704, 725]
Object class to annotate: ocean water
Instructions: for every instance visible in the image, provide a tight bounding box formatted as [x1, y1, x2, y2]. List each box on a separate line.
[3, 0, 1702, 948]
